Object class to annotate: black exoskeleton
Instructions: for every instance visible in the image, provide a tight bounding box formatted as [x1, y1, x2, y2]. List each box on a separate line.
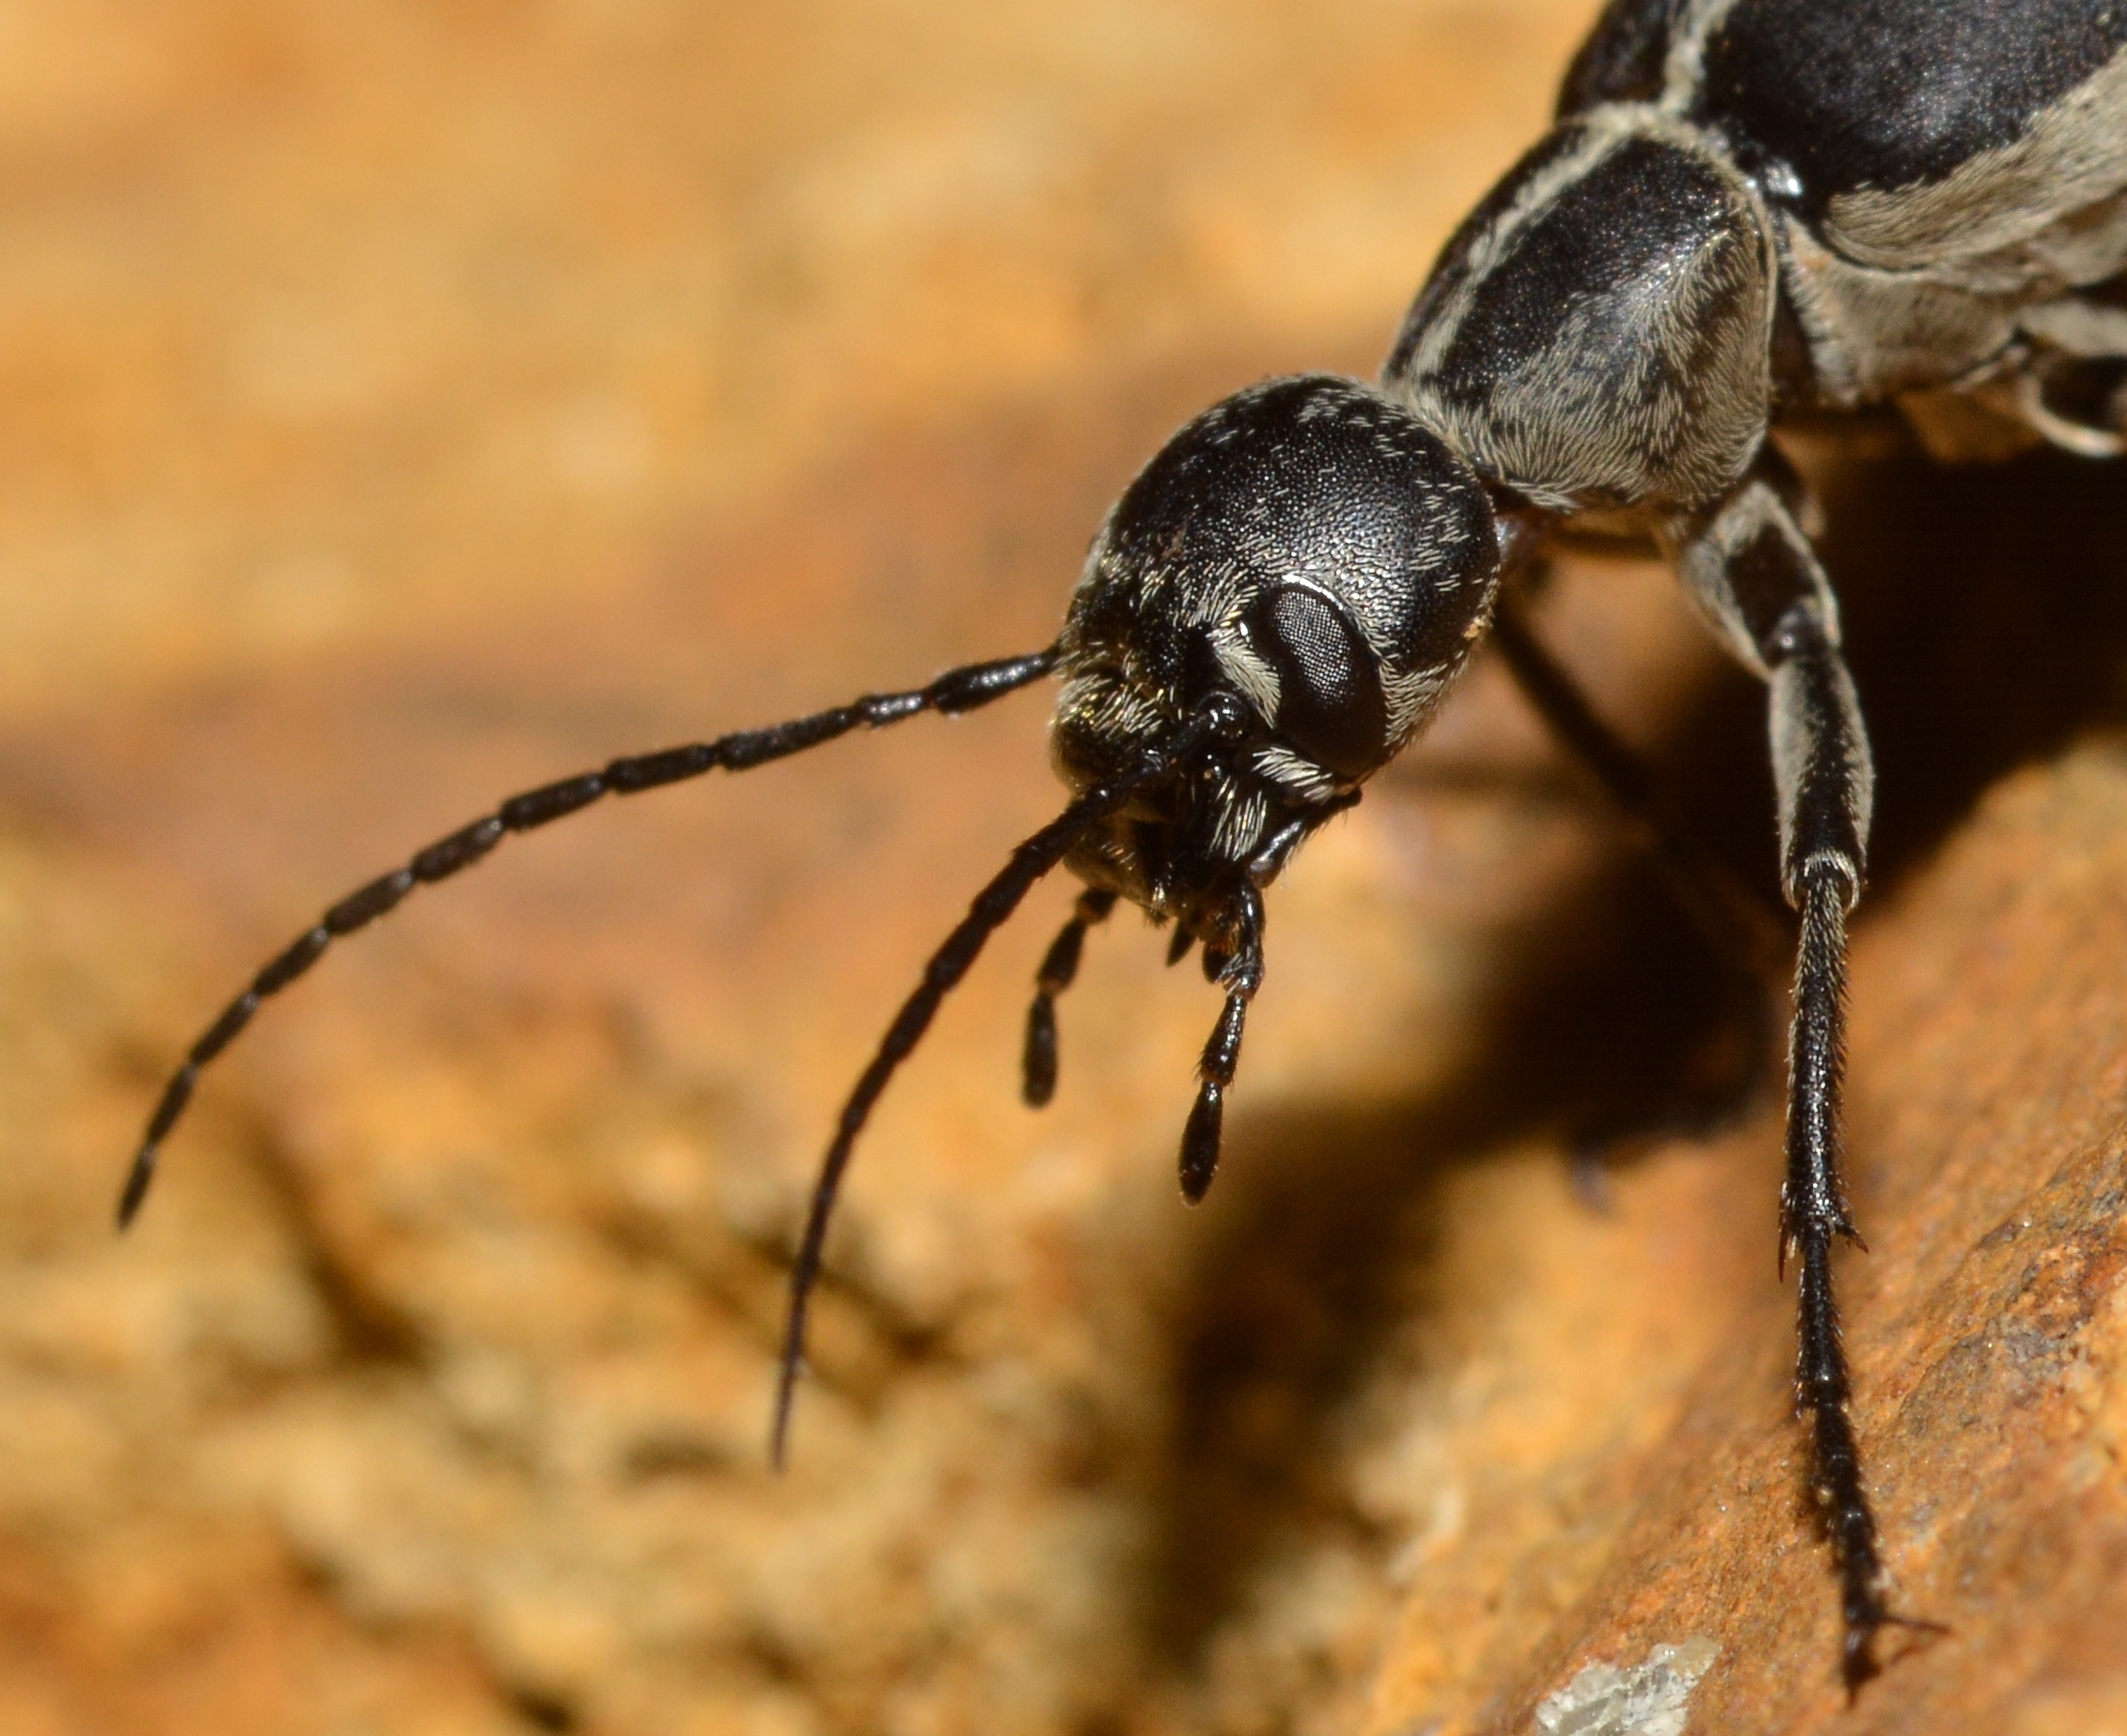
[121, 0, 2127, 1695]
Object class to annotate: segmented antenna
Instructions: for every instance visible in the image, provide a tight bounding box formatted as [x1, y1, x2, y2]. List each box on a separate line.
[117, 648, 1061, 1228]
[771, 691, 1247, 1467]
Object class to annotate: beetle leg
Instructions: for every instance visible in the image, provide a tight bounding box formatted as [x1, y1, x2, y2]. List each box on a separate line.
[1491, 576, 1789, 987]
[1673, 452, 1902, 1689]
[2016, 287, 2127, 458]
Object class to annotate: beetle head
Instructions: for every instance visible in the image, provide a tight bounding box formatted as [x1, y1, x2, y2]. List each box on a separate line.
[1051, 373, 1502, 944]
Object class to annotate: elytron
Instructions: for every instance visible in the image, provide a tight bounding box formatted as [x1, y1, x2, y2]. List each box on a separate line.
[122, 0, 2127, 1689]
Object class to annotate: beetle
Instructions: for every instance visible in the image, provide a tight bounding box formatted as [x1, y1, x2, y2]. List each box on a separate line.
[117, 0, 2127, 1692]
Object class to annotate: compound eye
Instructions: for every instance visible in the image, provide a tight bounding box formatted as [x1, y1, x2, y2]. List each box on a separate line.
[1241, 584, 1388, 782]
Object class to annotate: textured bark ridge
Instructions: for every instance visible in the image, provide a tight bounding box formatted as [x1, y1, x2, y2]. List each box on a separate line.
[0, 5, 2124, 1734]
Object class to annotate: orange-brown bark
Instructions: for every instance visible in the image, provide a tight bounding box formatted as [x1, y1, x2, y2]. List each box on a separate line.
[0, 5, 2121, 1734]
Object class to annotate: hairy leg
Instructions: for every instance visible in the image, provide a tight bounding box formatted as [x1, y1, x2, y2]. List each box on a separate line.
[1672, 451, 1902, 1688]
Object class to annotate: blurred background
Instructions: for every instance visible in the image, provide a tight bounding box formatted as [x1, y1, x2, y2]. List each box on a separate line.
[1, 3, 2124, 1733]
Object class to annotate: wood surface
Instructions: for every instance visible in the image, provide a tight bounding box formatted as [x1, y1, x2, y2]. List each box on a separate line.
[0, 3, 2121, 1733]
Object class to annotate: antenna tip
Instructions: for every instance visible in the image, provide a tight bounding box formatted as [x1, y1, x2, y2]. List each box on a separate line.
[115, 1149, 157, 1231]
[769, 1353, 806, 1471]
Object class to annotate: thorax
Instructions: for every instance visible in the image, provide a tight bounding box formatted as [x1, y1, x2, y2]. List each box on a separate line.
[1384, 104, 1776, 516]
